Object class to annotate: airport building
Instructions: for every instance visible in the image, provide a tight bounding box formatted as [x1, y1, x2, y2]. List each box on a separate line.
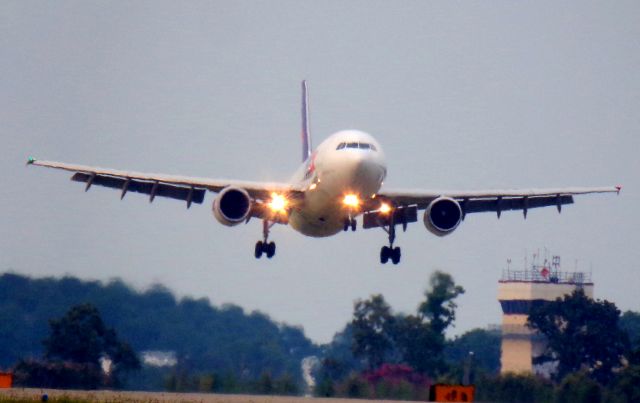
[498, 254, 593, 376]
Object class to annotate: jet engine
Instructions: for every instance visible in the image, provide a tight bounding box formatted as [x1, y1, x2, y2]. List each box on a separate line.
[423, 197, 462, 236]
[212, 187, 252, 226]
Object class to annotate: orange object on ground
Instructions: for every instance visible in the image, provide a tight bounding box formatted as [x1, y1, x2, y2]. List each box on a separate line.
[0, 372, 12, 388]
[430, 384, 475, 402]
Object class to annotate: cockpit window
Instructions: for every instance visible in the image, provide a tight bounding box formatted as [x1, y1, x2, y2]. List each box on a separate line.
[337, 142, 377, 151]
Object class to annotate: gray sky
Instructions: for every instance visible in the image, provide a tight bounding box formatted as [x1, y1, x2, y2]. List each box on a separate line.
[2, 1, 639, 343]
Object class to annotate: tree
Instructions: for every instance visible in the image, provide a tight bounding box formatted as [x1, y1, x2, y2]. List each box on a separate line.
[45, 304, 140, 373]
[351, 294, 397, 369]
[45, 304, 139, 387]
[445, 328, 502, 375]
[527, 289, 629, 384]
[396, 271, 465, 375]
[14, 303, 140, 389]
[394, 314, 443, 374]
[1, 273, 319, 390]
[620, 311, 640, 349]
[418, 271, 465, 335]
[349, 272, 465, 376]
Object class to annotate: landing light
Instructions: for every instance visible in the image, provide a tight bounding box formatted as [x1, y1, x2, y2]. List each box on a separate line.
[268, 193, 288, 213]
[343, 194, 360, 208]
[379, 202, 391, 214]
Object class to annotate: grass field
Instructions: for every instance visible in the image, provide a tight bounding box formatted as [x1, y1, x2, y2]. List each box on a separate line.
[0, 389, 428, 403]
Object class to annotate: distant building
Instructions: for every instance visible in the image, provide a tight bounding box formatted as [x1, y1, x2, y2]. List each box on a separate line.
[498, 254, 593, 377]
[141, 351, 177, 367]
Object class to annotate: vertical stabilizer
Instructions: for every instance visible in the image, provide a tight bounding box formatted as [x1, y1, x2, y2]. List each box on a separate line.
[301, 80, 312, 162]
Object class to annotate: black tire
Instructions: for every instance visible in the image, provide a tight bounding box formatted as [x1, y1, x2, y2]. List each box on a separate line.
[380, 246, 389, 264]
[266, 242, 276, 258]
[350, 219, 356, 232]
[254, 241, 263, 259]
[391, 247, 401, 265]
[343, 219, 349, 232]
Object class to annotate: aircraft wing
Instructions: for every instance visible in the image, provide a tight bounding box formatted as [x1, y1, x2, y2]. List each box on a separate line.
[363, 185, 621, 229]
[27, 158, 302, 209]
[378, 186, 620, 211]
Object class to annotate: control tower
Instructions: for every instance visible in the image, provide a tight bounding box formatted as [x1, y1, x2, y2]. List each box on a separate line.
[498, 253, 593, 376]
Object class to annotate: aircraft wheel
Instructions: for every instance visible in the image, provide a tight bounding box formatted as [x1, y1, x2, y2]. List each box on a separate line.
[343, 219, 350, 232]
[266, 242, 276, 258]
[255, 241, 263, 259]
[380, 246, 390, 264]
[391, 247, 401, 265]
[350, 218, 357, 232]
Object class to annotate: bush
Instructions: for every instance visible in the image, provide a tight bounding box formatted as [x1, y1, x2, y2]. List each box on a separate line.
[476, 373, 554, 403]
[556, 372, 602, 403]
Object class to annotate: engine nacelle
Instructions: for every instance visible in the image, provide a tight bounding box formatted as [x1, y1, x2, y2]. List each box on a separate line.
[212, 187, 252, 226]
[424, 197, 462, 236]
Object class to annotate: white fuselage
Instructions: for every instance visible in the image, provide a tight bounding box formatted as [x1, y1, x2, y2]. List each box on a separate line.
[288, 130, 387, 237]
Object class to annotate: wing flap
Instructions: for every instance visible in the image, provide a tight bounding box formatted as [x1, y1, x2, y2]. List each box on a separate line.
[463, 195, 574, 214]
[378, 187, 617, 210]
[71, 173, 206, 206]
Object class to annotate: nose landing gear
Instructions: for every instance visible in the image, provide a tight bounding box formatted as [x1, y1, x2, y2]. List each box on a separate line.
[255, 219, 276, 259]
[343, 217, 357, 232]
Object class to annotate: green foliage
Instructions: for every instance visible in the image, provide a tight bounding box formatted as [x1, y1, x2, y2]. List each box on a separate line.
[13, 303, 139, 389]
[340, 271, 466, 379]
[445, 327, 502, 375]
[527, 289, 629, 384]
[620, 311, 640, 349]
[162, 370, 299, 395]
[394, 314, 443, 374]
[13, 359, 104, 390]
[351, 294, 397, 369]
[418, 271, 465, 335]
[606, 365, 640, 403]
[555, 372, 602, 403]
[0, 272, 318, 390]
[45, 304, 140, 375]
[396, 270, 465, 375]
[338, 372, 370, 398]
[475, 373, 554, 403]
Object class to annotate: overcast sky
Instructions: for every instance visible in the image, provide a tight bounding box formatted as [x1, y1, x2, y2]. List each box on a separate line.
[2, 1, 639, 343]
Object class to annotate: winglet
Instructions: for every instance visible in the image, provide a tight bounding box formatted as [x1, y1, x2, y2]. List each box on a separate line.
[616, 185, 622, 194]
[301, 80, 312, 162]
[26, 156, 36, 165]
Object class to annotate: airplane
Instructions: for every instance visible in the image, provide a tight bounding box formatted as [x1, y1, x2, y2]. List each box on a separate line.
[27, 81, 621, 264]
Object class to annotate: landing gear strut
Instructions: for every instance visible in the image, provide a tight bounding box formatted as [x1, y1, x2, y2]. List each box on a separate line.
[343, 216, 357, 232]
[255, 219, 276, 259]
[380, 211, 402, 265]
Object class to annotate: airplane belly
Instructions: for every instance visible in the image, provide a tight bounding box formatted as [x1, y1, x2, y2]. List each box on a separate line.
[289, 210, 342, 237]
[289, 187, 343, 237]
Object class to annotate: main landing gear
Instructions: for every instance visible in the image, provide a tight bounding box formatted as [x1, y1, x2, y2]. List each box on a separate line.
[255, 219, 276, 259]
[380, 215, 406, 264]
[380, 222, 401, 264]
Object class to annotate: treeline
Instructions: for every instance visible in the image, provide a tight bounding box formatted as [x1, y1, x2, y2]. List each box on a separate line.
[0, 272, 318, 390]
[3, 270, 639, 401]
[313, 273, 640, 402]
[314, 271, 484, 400]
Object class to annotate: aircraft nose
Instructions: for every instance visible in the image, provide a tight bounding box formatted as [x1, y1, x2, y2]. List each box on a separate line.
[353, 154, 385, 190]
